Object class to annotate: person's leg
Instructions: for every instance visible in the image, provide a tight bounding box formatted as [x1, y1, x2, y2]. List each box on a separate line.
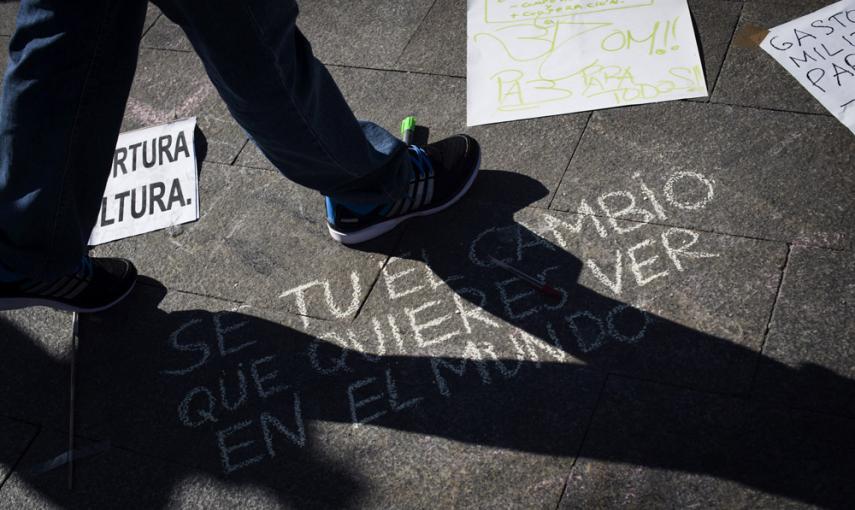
[0, 0, 148, 281]
[153, 0, 480, 244]
[151, 0, 411, 206]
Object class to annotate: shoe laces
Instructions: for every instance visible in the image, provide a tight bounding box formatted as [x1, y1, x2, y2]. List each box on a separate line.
[408, 145, 435, 179]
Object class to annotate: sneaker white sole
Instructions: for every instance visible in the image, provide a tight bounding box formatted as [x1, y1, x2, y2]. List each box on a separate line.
[328, 155, 481, 245]
[0, 279, 137, 313]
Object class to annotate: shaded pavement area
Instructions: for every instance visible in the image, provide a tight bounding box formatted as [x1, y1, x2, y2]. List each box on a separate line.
[1, 0, 855, 508]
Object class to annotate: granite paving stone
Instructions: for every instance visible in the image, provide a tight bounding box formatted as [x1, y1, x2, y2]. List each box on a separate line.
[688, 0, 744, 99]
[711, 0, 838, 114]
[142, 0, 439, 68]
[91, 162, 393, 320]
[551, 101, 855, 249]
[143, 2, 161, 37]
[352, 194, 786, 395]
[396, 0, 466, 77]
[0, 416, 38, 486]
[0, 2, 17, 37]
[0, 35, 8, 86]
[237, 66, 589, 208]
[54, 284, 605, 508]
[0, 429, 314, 509]
[753, 246, 855, 418]
[559, 376, 855, 509]
[123, 48, 246, 166]
[0, 307, 78, 428]
[141, 11, 192, 52]
[296, 0, 435, 69]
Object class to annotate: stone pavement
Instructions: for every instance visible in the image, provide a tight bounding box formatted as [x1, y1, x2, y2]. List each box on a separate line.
[1, 0, 855, 508]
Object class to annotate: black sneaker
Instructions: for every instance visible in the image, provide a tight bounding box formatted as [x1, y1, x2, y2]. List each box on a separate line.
[326, 134, 481, 244]
[0, 257, 137, 313]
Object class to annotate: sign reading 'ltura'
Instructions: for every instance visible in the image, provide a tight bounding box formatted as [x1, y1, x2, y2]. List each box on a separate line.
[89, 118, 200, 246]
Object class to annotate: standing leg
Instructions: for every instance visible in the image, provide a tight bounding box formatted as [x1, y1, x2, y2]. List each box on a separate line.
[0, 1, 142, 312]
[0, 0, 149, 281]
[153, 0, 480, 245]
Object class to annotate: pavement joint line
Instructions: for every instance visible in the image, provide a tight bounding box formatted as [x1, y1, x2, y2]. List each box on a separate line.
[541, 207, 826, 249]
[33, 426, 213, 477]
[187, 157, 844, 253]
[350, 227, 408, 323]
[0, 426, 40, 493]
[184, 159, 851, 247]
[707, 98, 831, 118]
[140, 11, 163, 39]
[0, 413, 41, 430]
[21, 432, 343, 510]
[144, 283, 247, 307]
[748, 0, 832, 6]
[352, 255, 392, 324]
[604, 359, 855, 422]
[604, 370, 757, 400]
[555, 371, 610, 510]
[747, 242, 791, 397]
[139, 45, 193, 55]
[393, 0, 441, 69]
[224, 159, 277, 174]
[707, 0, 745, 99]
[155, 286, 335, 324]
[748, 394, 855, 422]
[127, 48, 831, 120]
[228, 138, 252, 166]
[547, 112, 592, 211]
[325, 62, 466, 80]
[237, 53, 835, 117]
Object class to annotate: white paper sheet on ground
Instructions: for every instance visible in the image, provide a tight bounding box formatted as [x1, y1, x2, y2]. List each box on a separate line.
[760, 1, 855, 136]
[88, 117, 200, 246]
[466, 0, 708, 126]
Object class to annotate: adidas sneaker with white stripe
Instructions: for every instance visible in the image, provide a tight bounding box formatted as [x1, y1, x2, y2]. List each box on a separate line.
[0, 257, 137, 312]
[326, 134, 481, 244]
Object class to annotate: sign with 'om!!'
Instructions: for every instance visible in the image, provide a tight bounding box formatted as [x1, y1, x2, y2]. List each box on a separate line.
[466, 0, 708, 126]
[89, 118, 200, 246]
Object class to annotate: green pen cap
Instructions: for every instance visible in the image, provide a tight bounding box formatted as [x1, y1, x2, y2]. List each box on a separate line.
[400, 116, 417, 135]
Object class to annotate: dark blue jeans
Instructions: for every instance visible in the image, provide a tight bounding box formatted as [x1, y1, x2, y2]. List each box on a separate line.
[0, 0, 410, 281]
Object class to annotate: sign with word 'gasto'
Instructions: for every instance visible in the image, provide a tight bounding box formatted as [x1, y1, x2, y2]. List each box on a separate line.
[760, 0, 855, 136]
[89, 118, 200, 246]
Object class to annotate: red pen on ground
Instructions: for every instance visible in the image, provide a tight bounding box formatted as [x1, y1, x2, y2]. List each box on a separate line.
[488, 256, 563, 300]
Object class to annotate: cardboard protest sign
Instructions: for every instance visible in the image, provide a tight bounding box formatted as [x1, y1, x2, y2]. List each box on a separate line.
[89, 118, 200, 246]
[760, 1, 855, 136]
[466, 0, 707, 126]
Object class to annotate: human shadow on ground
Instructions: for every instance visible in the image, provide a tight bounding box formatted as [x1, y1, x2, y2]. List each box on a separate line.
[0, 171, 853, 509]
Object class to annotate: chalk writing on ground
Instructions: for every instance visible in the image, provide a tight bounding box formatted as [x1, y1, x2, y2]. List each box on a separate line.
[160, 169, 722, 474]
[467, 0, 708, 126]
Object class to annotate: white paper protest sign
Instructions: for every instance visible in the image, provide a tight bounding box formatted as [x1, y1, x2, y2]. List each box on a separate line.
[466, 0, 708, 126]
[760, 1, 855, 136]
[88, 117, 200, 246]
